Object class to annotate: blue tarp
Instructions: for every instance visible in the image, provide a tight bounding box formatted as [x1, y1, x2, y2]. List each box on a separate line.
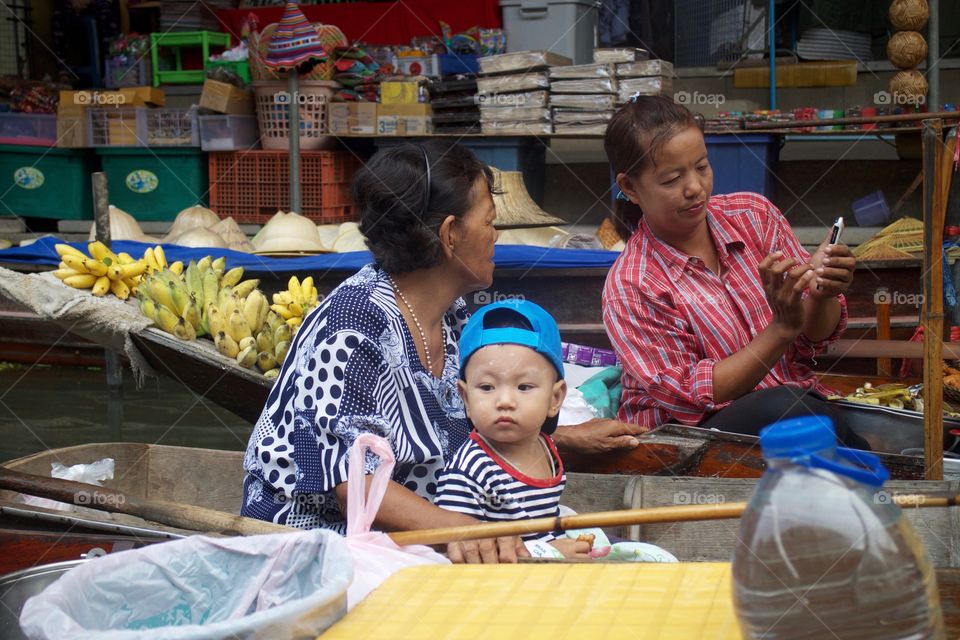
[0, 236, 620, 275]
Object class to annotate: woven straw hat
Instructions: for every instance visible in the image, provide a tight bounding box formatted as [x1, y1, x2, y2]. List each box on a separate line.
[489, 166, 566, 229]
[251, 211, 330, 254]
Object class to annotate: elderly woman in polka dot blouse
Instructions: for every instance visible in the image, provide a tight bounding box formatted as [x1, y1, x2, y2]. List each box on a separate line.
[241, 141, 644, 563]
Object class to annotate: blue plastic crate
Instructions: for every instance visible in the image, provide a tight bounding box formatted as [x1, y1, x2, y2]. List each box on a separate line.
[437, 54, 479, 76]
[375, 137, 547, 205]
[610, 133, 779, 204]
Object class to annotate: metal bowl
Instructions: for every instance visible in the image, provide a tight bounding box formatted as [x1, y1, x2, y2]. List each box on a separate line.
[0, 560, 86, 640]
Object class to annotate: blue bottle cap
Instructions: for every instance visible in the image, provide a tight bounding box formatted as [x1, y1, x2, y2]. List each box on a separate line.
[760, 415, 836, 458]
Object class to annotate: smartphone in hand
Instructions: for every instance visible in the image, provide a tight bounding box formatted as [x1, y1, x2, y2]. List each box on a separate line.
[817, 217, 844, 290]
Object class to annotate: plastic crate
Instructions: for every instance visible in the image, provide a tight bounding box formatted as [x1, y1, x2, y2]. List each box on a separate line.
[609, 133, 779, 204]
[253, 80, 337, 151]
[86, 108, 147, 146]
[500, 0, 598, 65]
[150, 31, 231, 86]
[208, 150, 359, 224]
[144, 107, 199, 146]
[104, 57, 151, 88]
[199, 115, 260, 151]
[0, 145, 94, 219]
[375, 136, 548, 205]
[96, 147, 207, 221]
[0, 113, 58, 147]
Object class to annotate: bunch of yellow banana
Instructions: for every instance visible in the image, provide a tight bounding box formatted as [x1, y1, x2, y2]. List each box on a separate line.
[142, 245, 183, 276]
[53, 242, 148, 300]
[136, 268, 202, 341]
[270, 276, 319, 334]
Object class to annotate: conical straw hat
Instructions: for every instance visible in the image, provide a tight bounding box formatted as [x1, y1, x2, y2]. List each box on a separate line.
[490, 166, 566, 230]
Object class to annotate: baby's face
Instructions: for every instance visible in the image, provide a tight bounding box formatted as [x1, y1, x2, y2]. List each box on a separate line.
[459, 344, 566, 445]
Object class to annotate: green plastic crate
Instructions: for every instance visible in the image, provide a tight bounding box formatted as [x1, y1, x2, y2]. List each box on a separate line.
[96, 147, 207, 221]
[151, 31, 231, 86]
[0, 145, 94, 219]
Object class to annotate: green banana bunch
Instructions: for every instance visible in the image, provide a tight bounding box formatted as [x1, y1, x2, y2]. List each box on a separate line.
[136, 268, 201, 341]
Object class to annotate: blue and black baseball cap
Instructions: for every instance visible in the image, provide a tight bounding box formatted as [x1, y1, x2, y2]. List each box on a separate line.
[459, 299, 565, 433]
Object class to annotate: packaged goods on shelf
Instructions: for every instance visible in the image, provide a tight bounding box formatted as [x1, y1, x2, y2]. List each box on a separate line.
[480, 106, 551, 123]
[477, 73, 550, 94]
[551, 109, 613, 125]
[478, 51, 572, 75]
[616, 60, 674, 78]
[481, 120, 553, 135]
[549, 93, 616, 110]
[549, 78, 618, 94]
[593, 48, 649, 64]
[617, 76, 673, 102]
[476, 90, 550, 108]
[548, 63, 615, 79]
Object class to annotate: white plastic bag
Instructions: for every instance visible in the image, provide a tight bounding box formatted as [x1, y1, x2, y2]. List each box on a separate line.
[19, 529, 352, 640]
[21, 458, 115, 512]
[345, 434, 449, 609]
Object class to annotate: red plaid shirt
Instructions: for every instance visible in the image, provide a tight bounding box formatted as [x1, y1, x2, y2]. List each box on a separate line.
[602, 192, 847, 427]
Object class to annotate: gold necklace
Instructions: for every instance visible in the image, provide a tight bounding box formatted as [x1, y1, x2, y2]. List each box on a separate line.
[390, 276, 435, 372]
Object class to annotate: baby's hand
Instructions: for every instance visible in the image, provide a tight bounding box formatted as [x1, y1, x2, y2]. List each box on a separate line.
[549, 537, 591, 559]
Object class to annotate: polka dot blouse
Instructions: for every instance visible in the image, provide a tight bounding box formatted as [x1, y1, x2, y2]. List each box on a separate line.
[240, 264, 472, 533]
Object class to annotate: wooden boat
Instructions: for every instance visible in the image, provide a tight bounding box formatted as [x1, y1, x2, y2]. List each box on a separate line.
[0, 439, 944, 575]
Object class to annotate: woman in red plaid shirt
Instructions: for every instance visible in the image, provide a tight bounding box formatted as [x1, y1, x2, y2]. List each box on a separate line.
[602, 95, 867, 448]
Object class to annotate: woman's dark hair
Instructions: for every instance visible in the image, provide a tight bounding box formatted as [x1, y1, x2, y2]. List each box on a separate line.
[604, 96, 703, 239]
[353, 140, 494, 274]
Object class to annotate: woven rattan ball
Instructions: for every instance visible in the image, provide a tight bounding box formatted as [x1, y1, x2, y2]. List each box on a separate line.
[890, 69, 928, 101]
[887, 31, 928, 69]
[890, 0, 929, 31]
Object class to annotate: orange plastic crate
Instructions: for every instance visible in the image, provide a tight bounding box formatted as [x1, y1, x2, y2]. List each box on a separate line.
[208, 150, 360, 224]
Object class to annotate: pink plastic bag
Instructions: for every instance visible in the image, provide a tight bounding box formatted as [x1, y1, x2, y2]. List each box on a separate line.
[345, 433, 449, 609]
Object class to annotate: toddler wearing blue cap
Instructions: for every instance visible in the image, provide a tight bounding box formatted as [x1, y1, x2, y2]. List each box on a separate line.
[435, 300, 583, 557]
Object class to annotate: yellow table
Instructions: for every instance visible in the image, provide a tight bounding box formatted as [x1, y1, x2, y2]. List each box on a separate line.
[322, 562, 740, 639]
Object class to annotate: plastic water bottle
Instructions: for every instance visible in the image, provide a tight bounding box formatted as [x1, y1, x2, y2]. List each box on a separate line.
[732, 416, 944, 639]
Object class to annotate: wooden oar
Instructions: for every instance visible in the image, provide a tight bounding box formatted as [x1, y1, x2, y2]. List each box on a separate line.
[2, 466, 956, 547]
[0, 466, 291, 536]
[388, 493, 960, 547]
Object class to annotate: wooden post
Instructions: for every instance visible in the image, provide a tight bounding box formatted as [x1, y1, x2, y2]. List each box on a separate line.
[922, 119, 945, 480]
[876, 301, 892, 376]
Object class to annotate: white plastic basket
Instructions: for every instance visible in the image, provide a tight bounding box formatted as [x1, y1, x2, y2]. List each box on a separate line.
[85, 107, 147, 147]
[253, 80, 338, 151]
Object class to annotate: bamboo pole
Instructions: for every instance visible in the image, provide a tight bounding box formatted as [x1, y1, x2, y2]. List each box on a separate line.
[923, 119, 946, 480]
[1, 466, 956, 546]
[389, 493, 960, 547]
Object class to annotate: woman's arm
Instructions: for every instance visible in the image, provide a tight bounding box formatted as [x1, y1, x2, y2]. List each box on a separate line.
[335, 478, 529, 563]
[712, 253, 814, 403]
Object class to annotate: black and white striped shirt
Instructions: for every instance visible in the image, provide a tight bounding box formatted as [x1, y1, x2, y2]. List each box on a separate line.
[435, 432, 565, 541]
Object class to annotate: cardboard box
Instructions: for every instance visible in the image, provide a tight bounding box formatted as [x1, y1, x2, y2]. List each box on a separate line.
[376, 104, 433, 136]
[380, 81, 427, 105]
[199, 79, 254, 115]
[56, 110, 87, 148]
[59, 87, 164, 113]
[329, 102, 378, 135]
